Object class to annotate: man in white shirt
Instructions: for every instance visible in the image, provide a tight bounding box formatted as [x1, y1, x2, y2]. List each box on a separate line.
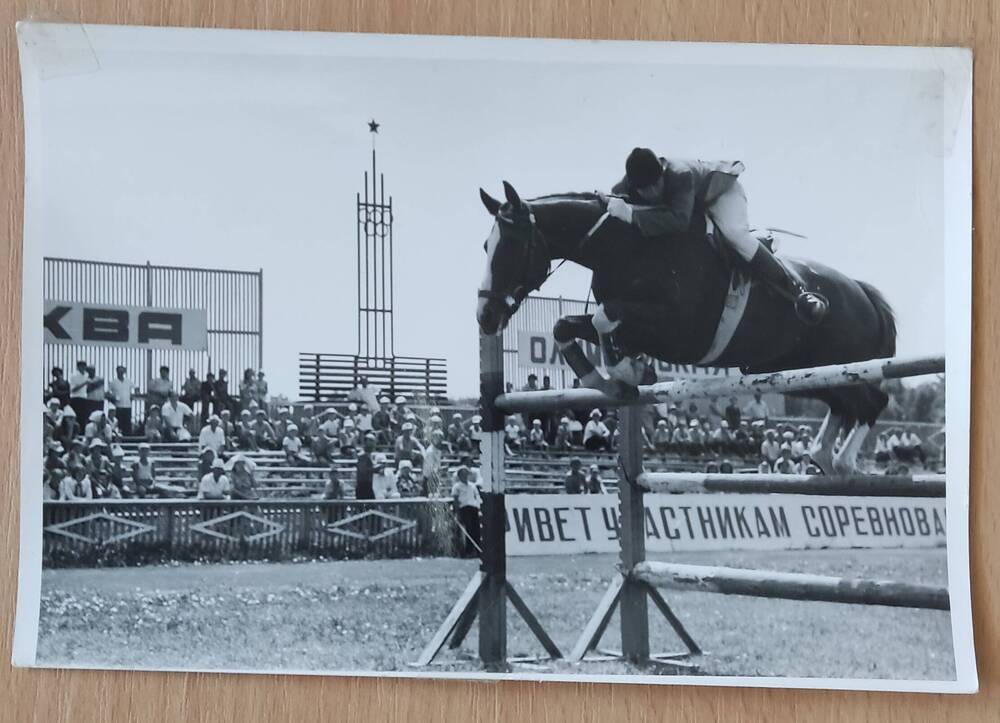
[744, 390, 770, 425]
[760, 429, 781, 466]
[107, 365, 137, 436]
[198, 415, 226, 456]
[69, 360, 90, 421]
[450, 466, 482, 557]
[372, 453, 400, 499]
[347, 375, 382, 413]
[198, 458, 230, 500]
[161, 391, 194, 442]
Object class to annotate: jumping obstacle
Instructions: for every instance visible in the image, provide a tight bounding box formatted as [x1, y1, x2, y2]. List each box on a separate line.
[417, 336, 948, 670]
[639, 472, 947, 498]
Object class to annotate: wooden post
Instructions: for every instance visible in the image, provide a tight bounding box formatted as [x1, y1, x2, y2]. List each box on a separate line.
[478, 332, 507, 669]
[618, 405, 649, 663]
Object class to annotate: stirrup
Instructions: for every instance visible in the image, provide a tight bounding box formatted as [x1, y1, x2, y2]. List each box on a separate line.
[795, 291, 829, 326]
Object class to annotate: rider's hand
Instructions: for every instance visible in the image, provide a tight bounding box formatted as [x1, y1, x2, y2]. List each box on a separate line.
[606, 196, 634, 224]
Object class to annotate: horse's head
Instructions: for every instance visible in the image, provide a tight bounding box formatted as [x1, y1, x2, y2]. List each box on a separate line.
[476, 181, 551, 335]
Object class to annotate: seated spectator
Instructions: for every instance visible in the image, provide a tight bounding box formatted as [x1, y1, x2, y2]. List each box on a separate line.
[339, 419, 360, 456]
[468, 414, 484, 446]
[227, 455, 260, 501]
[236, 410, 258, 450]
[161, 391, 194, 442]
[199, 415, 226, 456]
[396, 460, 421, 497]
[130, 442, 158, 497]
[686, 419, 706, 456]
[55, 406, 80, 449]
[585, 464, 607, 494]
[712, 420, 734, 454]
[198, 448, 217, 481]
[299, 404, 320, 446]
[373, 454, 400, 499]
[719, 459, 736, 474]
[372, 397, 392, 444]
[670, 422, 691, 453]
[504, 415, 523, 453]
[85, 439, 114, 497]
[551, 417, 573, 451]
[757, 459, 773, 473]
[144, 405, 164, 442]
[312, 424, 339, 466]
[583, 409, 611, 451]
[218, 410, 237, 452]
[527, 419, 548, 451]
[895, 428, 927, 465]
[322, 466, 344, 500]
[61, 467, 93, 500]
[394, 422, 425, 465]
[62, 438, 87, 476]
[44, 398, 63, 434]
[564, 458, 585, 494]
[84, 410, 113, 445]
[198, 458, 231, 500]
[760, 429, 781, 467]
[282, 424, 310, 466]
[874, 432, 891, 464]
[44, 469, 64, 500]
[774, 445, 798, 474]
[106, 445, 127, 497]
[799, 452, 822, 475]
[253, 409, 278, 449]
[793, 425, 812, 459]
[652, 419, 672, 453]
[44, 441, 66, 474]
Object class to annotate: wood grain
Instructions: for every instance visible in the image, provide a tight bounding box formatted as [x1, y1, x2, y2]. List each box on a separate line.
[1, 1, 996, 720]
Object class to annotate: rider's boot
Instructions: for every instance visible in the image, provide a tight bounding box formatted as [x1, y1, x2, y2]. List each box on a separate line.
[749, 241, 828, 326]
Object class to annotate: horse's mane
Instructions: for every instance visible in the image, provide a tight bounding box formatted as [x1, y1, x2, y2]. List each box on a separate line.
[527, 191, 602, 203]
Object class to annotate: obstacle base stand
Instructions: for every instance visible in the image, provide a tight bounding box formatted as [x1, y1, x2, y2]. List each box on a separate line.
[414, 570, 562, 669]
[568, 572, 702, 667]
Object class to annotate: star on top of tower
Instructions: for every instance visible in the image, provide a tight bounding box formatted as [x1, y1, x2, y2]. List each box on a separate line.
[368, 119, 380, 133]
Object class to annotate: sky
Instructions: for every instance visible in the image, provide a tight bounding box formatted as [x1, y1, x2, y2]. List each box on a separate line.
[26, 26, 952, 398]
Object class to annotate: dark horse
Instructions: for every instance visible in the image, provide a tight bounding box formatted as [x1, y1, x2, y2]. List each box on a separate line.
[476, 182, 897, 473]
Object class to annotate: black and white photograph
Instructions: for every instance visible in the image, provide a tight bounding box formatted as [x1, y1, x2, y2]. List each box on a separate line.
[13, 23, 975, 691]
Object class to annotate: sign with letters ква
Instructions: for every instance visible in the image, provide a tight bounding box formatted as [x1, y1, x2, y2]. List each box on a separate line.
[43, 301, 209, 351]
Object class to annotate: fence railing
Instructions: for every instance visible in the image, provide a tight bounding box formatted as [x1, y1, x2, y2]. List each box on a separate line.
[43, 498, 460, 566]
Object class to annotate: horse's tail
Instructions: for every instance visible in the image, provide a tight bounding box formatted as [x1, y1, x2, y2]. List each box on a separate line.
[857, 280, 897, 358]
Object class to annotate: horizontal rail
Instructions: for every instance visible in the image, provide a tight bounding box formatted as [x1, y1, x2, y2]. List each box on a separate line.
[495, 355, 945, 413]
[632, 561, 950, 611]
[637, 472, 946, 498]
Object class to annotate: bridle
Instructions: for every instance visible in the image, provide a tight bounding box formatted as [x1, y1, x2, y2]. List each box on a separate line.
[477, 202, 612, 320]
[476, 208, 552, 318]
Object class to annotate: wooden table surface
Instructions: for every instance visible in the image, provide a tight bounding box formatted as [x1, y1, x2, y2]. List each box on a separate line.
[1, 1, 997, 720]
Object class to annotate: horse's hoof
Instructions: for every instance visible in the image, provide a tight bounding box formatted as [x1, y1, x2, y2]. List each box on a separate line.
[607, 356, 649, 387]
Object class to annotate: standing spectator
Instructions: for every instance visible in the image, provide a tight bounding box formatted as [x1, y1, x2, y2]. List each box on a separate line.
[214, 369, 233, 418]
[161, 391, 194, 442]
[564, 458, 585, 494]
[239, 369, 258, 411]
[522, 374, 539, 392]
[107, 365, 137, 436]
[180, 369, 201, 414]
[348, 375, 382, 413]
[199, 415, 226, 456]
[47, 367, 70, 408]
[583, 409, 611, 451]
[68, 360, 90, 421]
[147, 366, 173, 412]
[451, 465, 482, 557]
[744, 390, 770, 425]
[199, 371, 217, 426]
[422, 430, 446, 496]
[255, 370, 269, 408]
[723, 396, 742, 431]
[355, 435, 376, 500]
[322, 466, 344, 500]
[197, 458, 230, 500]
[585, 464, 607, 494]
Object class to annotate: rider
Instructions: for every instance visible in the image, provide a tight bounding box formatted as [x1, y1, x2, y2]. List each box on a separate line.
[604, 147, 829, 326]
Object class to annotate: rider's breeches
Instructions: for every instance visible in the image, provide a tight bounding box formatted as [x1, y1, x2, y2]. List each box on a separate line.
[707, 178, 760, 263]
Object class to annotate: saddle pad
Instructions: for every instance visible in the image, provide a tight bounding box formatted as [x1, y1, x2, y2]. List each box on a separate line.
[697, 270, 751, 366]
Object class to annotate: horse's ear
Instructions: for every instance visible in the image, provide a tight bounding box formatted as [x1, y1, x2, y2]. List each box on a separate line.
[479, 188, 501, 216]
[502, 180, 523, 209]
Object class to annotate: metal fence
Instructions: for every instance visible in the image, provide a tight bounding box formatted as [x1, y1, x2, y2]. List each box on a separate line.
[501, 294, 591, 391]
[43, 258, 263, 416]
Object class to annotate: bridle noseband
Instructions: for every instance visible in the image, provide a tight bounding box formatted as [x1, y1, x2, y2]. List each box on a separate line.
[477, 208, 551, 318]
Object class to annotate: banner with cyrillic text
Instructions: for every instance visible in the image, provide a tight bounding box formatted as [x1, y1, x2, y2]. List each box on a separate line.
[504, 493, 947, 555]
[516, 330, 734, 379]
[44, 300, 209, 350]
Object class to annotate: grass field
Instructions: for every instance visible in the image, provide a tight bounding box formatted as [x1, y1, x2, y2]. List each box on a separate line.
[35, 549, 955, 681]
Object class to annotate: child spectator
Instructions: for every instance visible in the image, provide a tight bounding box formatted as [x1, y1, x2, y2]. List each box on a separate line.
[144, 405, 164, 442]
[527, 419, 548, 450]
[322, 466, 344, 500]
[564, 458, 585, 494]
[282, 424, 310, 466]
[131, 442, 157, 497]
[585, 464, 607, 494]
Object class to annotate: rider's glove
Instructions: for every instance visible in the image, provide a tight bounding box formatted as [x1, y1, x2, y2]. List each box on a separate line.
[606, 197, 634, 224]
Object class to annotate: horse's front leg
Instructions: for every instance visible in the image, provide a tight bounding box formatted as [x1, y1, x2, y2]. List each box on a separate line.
[552, 314, 633, 398]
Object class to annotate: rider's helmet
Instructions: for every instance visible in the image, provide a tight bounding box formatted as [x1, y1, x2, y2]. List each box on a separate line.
[625, 147, 663, 190]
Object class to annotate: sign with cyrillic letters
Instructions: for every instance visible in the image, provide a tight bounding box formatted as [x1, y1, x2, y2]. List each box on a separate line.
[43, 301, 209, 350]
[516, 330, 734, 379]
[504, 493, 947, 555]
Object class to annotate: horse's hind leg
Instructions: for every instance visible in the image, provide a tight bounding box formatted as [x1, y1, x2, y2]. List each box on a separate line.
[809, 410, 842, 475]
[833, 422, 872, 473]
